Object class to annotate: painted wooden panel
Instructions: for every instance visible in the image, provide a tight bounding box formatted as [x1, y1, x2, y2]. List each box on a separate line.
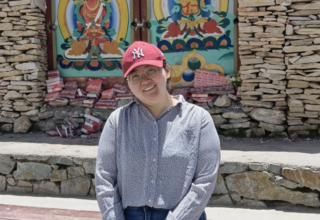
[54, 0, 134, 77]
[146, 0, 236, 87]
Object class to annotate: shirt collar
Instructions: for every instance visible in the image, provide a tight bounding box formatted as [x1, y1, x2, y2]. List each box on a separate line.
[172, 94, 185, 105]
[131, 95, 185, 106]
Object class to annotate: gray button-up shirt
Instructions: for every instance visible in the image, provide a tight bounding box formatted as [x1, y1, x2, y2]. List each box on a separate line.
[96, 95, 221, 220]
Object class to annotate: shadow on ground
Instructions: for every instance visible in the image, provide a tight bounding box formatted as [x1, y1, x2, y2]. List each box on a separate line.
[0, 132, 98, 146]
[220, 136, 320, 154]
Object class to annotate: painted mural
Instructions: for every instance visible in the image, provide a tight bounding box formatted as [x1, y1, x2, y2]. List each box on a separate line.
[149, 0, 235, 87]
[55, 0, 132, 77]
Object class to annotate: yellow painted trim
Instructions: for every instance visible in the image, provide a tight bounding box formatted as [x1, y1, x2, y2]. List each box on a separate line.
[170, 49, 226, 85]
[116, 0, 128, 42]
[204, 63, 225, 74]
[154, 0, 164, 20]
[219, 0, 228, 12]
[182, 50, 206, 68]
[58, 0, 71, 39]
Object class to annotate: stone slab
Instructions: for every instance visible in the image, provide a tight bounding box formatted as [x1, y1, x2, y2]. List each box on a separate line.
[290, 2, 320, 10]
[1, 30, 38, 37]
[283, 45, 320, 53]
[238, 0, 275, 8]
[8, 0, 31, 6]
[226, 172, 320, 207]
[1, 133, 320, 170]
[288, 10, 320, 16]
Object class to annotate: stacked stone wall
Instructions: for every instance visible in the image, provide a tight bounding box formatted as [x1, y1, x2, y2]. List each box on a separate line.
[0, 0, 47, 133]
[1, 154, 320, 208]
[284, 1, 320, 137]
[237, 0, 320, 138]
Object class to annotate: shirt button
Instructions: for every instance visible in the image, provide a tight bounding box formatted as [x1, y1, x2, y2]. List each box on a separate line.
[153, 158, 156, 162]
[151, 180, 154, 184]
[153, 138, 156, 141]
[154, 122, 156, 125]
[148, 199, 152, 203]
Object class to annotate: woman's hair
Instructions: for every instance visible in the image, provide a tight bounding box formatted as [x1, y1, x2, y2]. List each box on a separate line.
[123, 60, 171, 92]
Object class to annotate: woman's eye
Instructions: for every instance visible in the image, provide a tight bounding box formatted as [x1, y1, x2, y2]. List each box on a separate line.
[131, 74, 140, 79]
[147, 69, 156, 74]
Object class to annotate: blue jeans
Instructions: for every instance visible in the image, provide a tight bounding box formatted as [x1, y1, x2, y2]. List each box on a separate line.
[124, 206, 206, 220]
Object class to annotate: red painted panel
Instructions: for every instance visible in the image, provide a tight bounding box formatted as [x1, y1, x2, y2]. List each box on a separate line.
[63, 77, 124, 90]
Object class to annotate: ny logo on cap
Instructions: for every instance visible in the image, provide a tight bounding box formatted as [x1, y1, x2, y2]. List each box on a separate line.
[132, 47, 144, 59]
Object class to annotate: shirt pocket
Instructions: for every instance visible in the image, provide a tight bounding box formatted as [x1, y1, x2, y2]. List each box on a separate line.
[164, 126, 198, 155]
[160, 127, 198, 173]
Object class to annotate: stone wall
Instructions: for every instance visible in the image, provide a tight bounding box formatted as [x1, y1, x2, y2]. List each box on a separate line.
[212, 162, 320, 208]
[237, 0, 320, 138]
[0, 155, 96, 196]
[34, 106, 114, 133]
[0, 0, 47, 133]
[1, 154, 320, 208]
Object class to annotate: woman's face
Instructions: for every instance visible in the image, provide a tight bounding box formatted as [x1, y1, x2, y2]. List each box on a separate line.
[127, 64, 170, 106]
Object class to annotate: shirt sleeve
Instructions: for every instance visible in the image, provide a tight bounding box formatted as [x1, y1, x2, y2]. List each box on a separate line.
[166, 110, 221, 220]
[95, 112, 125, 220]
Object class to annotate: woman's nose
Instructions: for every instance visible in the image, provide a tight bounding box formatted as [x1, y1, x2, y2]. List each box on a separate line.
[140, 74, 151, 84]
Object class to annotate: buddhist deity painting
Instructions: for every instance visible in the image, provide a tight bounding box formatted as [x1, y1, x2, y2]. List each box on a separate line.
[149, 0, 236, 87]
[55, 0, 131, 77]
[54, 0, 236, 81]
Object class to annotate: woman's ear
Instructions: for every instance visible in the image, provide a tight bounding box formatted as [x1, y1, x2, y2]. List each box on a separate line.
[165, 64, 171, 79]
[123, 79, 132, 93]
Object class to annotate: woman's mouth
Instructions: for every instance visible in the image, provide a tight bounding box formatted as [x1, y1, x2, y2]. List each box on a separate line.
[143, 85, 156, 92]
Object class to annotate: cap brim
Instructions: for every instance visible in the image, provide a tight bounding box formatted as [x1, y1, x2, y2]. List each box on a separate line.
[124, 59, 164, 78]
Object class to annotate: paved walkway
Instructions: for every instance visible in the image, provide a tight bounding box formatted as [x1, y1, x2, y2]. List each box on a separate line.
[1, 194, 320, 220]
[0, 204, 101, 220]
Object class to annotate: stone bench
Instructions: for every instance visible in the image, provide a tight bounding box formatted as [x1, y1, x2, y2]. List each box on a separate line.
[0, 133, 320, 209]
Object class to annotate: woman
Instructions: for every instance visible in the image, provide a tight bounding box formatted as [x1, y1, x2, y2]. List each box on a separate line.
[95, 41, 220, 220]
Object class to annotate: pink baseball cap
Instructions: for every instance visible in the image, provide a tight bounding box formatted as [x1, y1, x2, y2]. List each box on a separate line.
[122, 41, 166, 78]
